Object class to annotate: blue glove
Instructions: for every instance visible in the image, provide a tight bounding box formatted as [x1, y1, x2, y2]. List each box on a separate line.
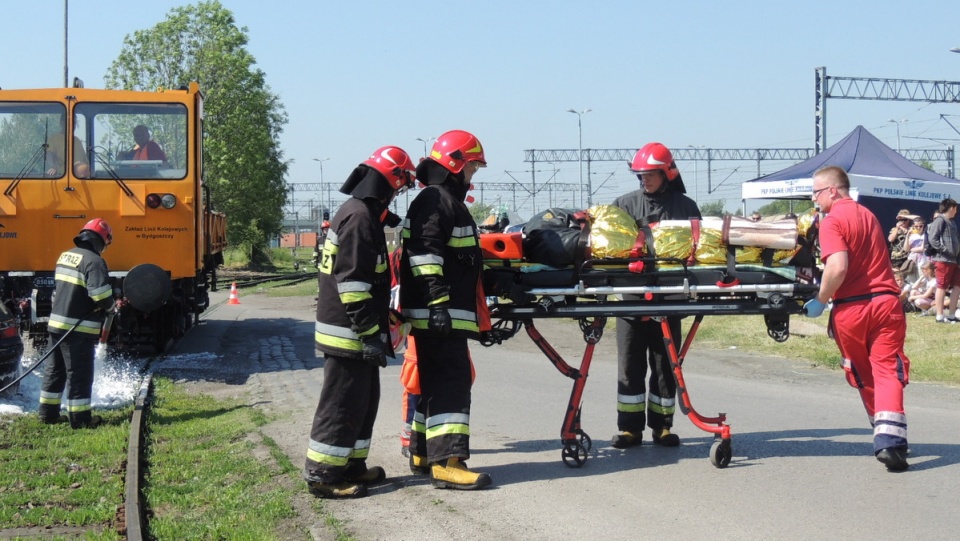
[804, 298, 826, 318]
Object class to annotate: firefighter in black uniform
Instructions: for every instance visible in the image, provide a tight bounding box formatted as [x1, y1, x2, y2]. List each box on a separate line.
[39, 218, 117, 429]
[304, 146, 416, 499]
[610, 142, 702, 449]
[399, 129, 493, 490]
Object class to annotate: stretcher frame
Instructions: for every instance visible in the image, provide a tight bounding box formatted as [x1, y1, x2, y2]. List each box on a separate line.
[484, 261, 818, 468]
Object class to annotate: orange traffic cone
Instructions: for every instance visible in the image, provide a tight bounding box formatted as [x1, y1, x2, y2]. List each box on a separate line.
[228, 282, 241, 305]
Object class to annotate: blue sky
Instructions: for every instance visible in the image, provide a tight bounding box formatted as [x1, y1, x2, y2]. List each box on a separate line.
[3, 0, 959, 218]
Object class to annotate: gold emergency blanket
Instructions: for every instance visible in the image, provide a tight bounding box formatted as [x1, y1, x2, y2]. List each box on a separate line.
[584, 205, 800, 265]
[650, 220, 697, 261]
[797, 209, 817, 239]
[586, 205, 638, 259]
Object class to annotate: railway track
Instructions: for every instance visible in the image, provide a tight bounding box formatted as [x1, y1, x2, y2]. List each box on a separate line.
[123, 273, 314, 539]
[215, 270, 316, 290]
[0, 272, 314, 539]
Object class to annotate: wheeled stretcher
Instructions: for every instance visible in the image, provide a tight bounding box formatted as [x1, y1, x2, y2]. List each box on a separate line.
[481, 233, 819, 468]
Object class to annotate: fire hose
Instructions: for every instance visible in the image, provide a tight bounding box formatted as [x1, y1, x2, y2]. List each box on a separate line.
[1, 263, 168, 395]
[0, 307, 112, 395]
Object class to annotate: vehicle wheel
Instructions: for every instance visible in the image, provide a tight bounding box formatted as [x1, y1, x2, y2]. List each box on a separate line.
[710, 438, 732, 468]
[561, 441, 588, 468]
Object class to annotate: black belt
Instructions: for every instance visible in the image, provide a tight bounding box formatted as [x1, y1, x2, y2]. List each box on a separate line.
[832, 291, 898, 305]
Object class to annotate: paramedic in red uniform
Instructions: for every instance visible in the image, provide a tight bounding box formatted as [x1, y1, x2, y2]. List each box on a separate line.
[39, 218, 116, 429]
[804, 165, 910, 471]
[399, 129, 493, 490]
[610, 142, 702, 449]
[304, 146, 416, 498]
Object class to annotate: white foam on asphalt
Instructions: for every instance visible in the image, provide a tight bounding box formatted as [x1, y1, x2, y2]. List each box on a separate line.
[0, 348, 221, 415]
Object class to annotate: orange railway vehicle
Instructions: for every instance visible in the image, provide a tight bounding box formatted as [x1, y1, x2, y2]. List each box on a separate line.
[0, 81, 227, 351]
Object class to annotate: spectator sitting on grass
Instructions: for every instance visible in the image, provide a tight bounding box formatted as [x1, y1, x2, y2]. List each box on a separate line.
[894, 270, 917, 313]
[908, 262, 938, 315]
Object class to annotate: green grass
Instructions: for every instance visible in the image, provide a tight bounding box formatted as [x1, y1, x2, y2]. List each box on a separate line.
[143, 378, 306, 540]
[691, 313, 960, 385]
[0, 378, 322, 540]
[223, 247, 315, 273]
[0, 408, 131, 539]
[263, 279, 317, 298]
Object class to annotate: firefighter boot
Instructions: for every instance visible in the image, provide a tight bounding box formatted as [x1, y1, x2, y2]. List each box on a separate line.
[38, 404, 68, 425]
[611, 431, 642, 449]
[307, 480, 368, 499]
[409, 454, 430, 476]
[343, 461, 386, 485]
[651, 428, 681, 447]
[69, 411, 102, 429]
[431, 458, 492, 490]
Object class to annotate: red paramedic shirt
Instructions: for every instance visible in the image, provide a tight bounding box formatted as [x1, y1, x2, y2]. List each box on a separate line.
[818, 198, 899, 300]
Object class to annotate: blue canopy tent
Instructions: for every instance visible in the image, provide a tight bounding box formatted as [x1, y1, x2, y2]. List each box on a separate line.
[741, 126, 960, 232]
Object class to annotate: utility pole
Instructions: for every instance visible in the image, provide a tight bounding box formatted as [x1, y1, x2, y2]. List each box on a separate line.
[63, 0, 69, 87]
[566, 108, 592, 207]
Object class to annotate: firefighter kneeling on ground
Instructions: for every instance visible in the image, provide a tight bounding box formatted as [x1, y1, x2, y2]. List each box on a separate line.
[39, 218, 121, 429]
[304, 146, 415, 499]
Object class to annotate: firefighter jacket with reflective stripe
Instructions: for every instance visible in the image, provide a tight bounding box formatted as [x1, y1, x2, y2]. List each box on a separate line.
[400, 183, 484, 340]
[612, 186, 702, 226]
[314, 197, 393, 359]
[48, 247, 113, 335]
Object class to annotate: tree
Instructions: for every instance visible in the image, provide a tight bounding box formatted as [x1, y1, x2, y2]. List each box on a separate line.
[699, 199, 727, 217]
[470, 202, 494, 225]
[755, 199, 814, 217]
[104, 1, 288, 267]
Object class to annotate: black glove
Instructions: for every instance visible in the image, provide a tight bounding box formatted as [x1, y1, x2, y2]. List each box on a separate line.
[506, 283, 534, 305]
[383, 211, 402, 228]
[428, 305, 452, 337]
[361, 335, 387, 368]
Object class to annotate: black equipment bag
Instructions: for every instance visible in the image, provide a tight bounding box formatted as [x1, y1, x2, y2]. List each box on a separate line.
[522, 208, 590, 268]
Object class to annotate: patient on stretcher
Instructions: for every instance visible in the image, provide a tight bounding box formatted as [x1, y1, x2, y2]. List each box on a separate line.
[480, 205, 820, 291]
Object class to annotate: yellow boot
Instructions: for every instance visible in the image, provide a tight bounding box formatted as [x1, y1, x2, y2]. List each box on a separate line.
[430, 458, 492, 490]
[611, 431, 642, 449]
[410, 454, 430, 476]
[307, 480, 367, 499]
[651, 428, 680, 447]
[344, 465, 386, 485]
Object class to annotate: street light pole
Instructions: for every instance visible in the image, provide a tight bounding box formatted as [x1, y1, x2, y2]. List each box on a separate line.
[567, 108, 592, 208]
[312, 157, 330, 213]
[415, 137, 435, 159]
[688, 145, 704, 202]
[887, 119, 907, 153]
[63, 0, 69, 87]
[411, 138, 435, 214]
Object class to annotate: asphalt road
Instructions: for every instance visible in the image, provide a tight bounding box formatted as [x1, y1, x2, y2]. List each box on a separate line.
[167, 289, 960, 541]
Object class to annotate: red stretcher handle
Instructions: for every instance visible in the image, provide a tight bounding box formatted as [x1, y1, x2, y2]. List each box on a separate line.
[716, 277, 741, 287]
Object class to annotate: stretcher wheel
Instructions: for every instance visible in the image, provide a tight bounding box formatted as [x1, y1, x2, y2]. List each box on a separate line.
[561, 441, 588, 467]
[709, 438, 732, 468]
[579, 432, 592, 453]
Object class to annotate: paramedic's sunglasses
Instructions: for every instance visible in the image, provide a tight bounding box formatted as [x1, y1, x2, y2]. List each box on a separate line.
[811, 186, 831, 199]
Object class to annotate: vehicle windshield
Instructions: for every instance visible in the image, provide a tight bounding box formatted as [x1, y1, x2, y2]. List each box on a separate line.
[0, 101, 188, 180]
[0, 102, 67, 179]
